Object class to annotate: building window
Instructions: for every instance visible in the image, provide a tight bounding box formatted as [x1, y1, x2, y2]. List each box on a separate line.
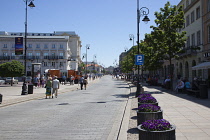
[191, 11, 195, 23]
[36, 44, 40, 48]
[3, 44, 7, 48]
[191, 33, 195, 47]
[60, 44, 63, 49]
[187, 36, 190, 48]
[12, 44, 15, 48]
[208, 26, 210, 43]
[44, 44, 48, 48]
[44, 52, 48, 59]
[186, 0, 190, 7]
[43, 62, 47, 66]
[208, 0, 210, 12]
[60, 62, 63, 67]
[197, 30, 201, 45]
[52, 62, 55, 67]
[52, 44, 56, 48]
[186, 15, 190, 26]
[36, 53, 40, 59]
[196, 7, 200, 19]
[3, 52, 8, 56]
[28, 44, 32, 48]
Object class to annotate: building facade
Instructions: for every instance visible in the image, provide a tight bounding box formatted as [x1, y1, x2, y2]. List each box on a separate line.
[0, 31, 82, 76]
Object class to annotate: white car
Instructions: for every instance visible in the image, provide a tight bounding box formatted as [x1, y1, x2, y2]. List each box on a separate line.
[5, 77, 18, 84]
[0, 78, 5, 85]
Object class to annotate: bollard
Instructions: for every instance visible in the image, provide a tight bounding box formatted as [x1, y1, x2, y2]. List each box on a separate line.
[0, 93, 2, 104]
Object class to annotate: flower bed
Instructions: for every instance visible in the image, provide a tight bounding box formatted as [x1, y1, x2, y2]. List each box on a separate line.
[138, 119, 176, 140]
[137, 104, 163, 125]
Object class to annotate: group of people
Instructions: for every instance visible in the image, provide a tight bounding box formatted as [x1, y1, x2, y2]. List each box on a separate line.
[175, 77, 191, 92]
[33, 75, 46, 88]
[45, 75, 60, 99]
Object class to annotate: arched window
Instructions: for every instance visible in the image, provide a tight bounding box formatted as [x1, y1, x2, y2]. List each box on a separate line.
[192, 60, 196, 78]
[185, 61, 189, 78]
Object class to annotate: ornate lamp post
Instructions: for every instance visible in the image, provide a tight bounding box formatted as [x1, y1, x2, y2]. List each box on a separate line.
[136, 0, 150, 96]
[21, 0, 35, 95]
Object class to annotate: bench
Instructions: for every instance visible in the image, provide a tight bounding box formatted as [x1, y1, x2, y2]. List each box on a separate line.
[186, 89, 200, 97]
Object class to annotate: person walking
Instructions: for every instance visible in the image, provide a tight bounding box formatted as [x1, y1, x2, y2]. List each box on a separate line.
[45, 77, 52, 99]
[84, 76, 88, 90]
[52, 76, 60, 98]
[79, 76, 84, 90]
[33, 75, 39, 89]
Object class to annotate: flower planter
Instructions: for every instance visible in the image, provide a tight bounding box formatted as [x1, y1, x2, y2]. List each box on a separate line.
[138, 102, 158, 107]
[137, 110, 163, 125]
[138, 124, 176, 140]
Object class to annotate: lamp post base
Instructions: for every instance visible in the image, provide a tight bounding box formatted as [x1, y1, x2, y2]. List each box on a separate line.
[21, 83, 28, 95]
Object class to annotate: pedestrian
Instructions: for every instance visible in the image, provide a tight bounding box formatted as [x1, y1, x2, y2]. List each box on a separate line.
[175, 78, 185, 92]
[79, 76, 84, 90]
[84, 76, 88, 90]
[45, 77, 52, 99]
[52, 76, 60, 98]
[70, 75, 74, 85]
[41, 75, 46, 88]
[33, 75, 39, 89]
[62, 75, 66, 85]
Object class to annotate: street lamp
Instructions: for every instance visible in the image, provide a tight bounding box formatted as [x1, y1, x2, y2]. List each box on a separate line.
[85, 44, 90, 76]
[21, 0, 35, 95]
[136, 0, 150, 96]
[124, 48, 128, 80]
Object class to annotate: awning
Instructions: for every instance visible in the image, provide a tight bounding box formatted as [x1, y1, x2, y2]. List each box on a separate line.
[192, 62, 210, 70]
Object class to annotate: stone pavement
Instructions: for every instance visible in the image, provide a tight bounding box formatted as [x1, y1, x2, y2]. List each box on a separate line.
[1, 78, 210, 140]
[0, 79, 98, 108]
[126, 82, 210, 140]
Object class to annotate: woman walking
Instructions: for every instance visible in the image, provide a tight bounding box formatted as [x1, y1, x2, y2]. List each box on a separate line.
[45, 77, 52, 99]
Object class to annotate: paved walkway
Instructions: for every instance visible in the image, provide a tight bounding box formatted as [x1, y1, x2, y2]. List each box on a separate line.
[1, 78, 210, 140]
[127, 82, 210, 140]
[0, 78, 98, 108]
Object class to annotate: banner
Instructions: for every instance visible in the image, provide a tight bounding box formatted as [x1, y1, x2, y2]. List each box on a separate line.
[15, 37, 23, 55]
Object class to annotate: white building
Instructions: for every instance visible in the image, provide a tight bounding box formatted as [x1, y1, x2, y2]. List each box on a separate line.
[0, 31, 82, 76]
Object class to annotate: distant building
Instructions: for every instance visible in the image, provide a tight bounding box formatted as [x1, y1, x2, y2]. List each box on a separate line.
[0, 31, 82, 76]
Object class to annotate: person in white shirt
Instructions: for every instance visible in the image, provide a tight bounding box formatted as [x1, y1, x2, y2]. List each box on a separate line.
[52, 76, 60, 98]
[175, 78, 185, 92]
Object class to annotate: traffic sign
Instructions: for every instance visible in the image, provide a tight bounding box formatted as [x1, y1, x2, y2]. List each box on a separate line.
[135, 55, 144, 65]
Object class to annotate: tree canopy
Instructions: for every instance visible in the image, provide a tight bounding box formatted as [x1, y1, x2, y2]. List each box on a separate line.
[0, 60, 24, 77]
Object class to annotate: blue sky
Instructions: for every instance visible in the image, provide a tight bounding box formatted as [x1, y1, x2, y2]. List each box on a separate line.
[0, 0, 180, 67]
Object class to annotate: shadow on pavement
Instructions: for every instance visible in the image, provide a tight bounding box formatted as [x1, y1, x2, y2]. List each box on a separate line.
[127, 128, 139, 134]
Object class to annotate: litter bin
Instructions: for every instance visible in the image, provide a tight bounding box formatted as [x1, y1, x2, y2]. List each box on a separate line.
[28, 84, 34, 94]
[0, 93, 2, 104]
[199, 84, 208, 99]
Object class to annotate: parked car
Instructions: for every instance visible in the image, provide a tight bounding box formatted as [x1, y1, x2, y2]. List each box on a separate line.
[5, 77, 18, 84]
[0, 77, 5, 85]
[25, 76, 32, 83]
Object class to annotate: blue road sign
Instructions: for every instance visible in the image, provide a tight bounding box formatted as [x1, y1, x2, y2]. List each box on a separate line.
[135, 55, 144, 65]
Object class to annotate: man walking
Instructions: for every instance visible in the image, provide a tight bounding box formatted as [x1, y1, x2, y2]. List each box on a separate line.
[79, 76, 84, 90]
[52, 76, 60, 98]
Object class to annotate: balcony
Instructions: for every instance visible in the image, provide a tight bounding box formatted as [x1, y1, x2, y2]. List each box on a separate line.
[0, 56, 10, 60]
[44, 56, 64, 60]
[178, 46, 198, 58]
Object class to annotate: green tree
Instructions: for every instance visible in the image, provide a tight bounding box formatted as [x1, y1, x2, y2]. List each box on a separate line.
[149, 2, 186, 86]
[0, 60, 24, 86]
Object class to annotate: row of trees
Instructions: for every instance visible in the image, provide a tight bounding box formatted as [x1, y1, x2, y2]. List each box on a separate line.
[121, 2, 188, 80]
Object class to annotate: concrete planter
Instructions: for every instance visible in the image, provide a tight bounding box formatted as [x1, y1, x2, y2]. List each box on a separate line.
[138, 102, 158, 107]
[137, 110, 163, 125]
[138, 124, 176, 140]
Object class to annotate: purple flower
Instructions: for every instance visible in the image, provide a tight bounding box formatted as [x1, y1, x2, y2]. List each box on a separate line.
[138, 104, 161, 112]
[138, 94, 152, 98]
[141, 119, 172, 131]
[138, 96, 157, 103]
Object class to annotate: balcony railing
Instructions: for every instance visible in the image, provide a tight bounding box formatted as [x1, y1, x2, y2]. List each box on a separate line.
[0, 56, 10, 60]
